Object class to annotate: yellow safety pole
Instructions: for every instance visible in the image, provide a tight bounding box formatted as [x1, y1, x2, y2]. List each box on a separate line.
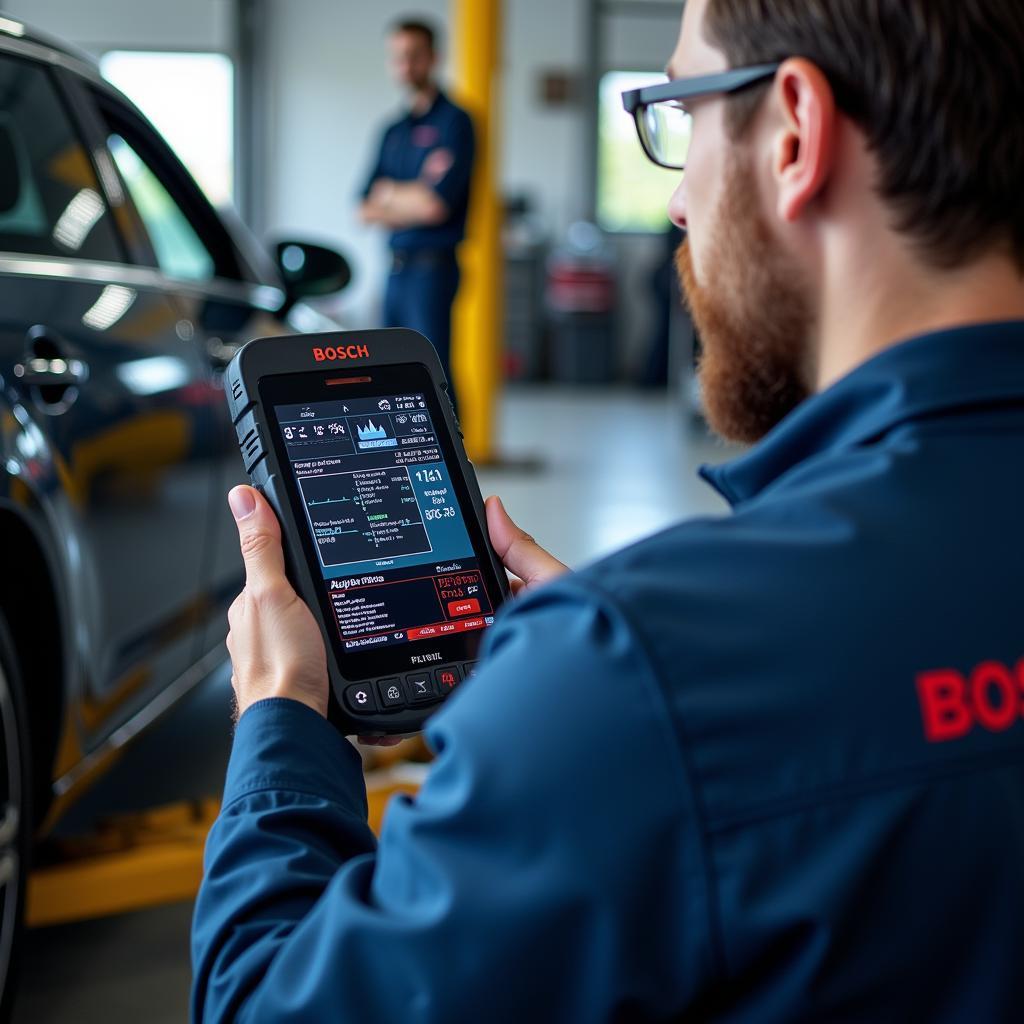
[450, 0, 502, 463]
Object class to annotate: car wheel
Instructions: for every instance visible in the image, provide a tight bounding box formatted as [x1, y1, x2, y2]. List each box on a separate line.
[0, 615, 30, 1022]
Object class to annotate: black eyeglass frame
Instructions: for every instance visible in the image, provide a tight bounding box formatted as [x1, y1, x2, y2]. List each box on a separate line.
[621, 63, 781, 169]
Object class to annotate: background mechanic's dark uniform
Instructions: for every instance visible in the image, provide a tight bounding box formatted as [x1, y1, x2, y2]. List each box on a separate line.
[362, 91, 474, 387]
[192, 322, 1024, 1022]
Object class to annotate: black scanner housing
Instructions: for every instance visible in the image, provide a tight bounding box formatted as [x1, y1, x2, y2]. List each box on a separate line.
[225, 328, 508, 735]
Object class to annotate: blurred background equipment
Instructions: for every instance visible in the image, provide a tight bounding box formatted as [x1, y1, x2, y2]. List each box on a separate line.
[502, 193, 547, 381]
[545, 220, 617, 385]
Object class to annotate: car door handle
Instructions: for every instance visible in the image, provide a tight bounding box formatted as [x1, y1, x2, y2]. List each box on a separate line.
[12, 325, 89, 413]
[13, 356, 89, 387]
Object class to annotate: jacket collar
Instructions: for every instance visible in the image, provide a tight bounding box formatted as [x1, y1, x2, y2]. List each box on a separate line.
[701, 320, 1024, 507]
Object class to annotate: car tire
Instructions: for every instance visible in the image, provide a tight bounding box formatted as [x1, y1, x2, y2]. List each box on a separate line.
[0, 614, 30, 1022]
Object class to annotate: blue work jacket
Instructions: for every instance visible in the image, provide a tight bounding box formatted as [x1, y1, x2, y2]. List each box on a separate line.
[192, 321, 1024, 1022]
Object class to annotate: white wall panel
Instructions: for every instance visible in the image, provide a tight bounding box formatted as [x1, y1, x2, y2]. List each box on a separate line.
[501, 0, 589, 235]
[7, 0, 232, 53]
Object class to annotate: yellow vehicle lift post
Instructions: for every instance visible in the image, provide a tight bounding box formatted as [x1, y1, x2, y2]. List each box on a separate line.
[450, 0, 504, 464]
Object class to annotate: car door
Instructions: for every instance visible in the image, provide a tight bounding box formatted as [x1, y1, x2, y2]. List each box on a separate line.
[0, 52, 212, 744]
[80, 80, 292, 659]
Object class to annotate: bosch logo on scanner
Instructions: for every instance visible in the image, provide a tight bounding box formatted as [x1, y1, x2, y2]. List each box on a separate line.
[312, 344, 369, 362]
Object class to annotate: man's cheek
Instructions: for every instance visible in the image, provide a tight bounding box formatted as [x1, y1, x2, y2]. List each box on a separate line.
[679, 226, 709, 291]
[679, 168, 716, 280]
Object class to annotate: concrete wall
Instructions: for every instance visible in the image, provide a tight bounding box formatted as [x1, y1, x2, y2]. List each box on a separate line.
[601, 2, 681, 71]
[502, 0, 589, 233]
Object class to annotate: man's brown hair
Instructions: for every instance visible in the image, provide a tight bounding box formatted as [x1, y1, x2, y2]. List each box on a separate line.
[704, 0, 1024, 271]
[391, 17, 438, 53]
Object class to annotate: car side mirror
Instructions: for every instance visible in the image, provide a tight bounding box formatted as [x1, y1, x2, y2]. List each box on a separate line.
[273, 240, 352, 300]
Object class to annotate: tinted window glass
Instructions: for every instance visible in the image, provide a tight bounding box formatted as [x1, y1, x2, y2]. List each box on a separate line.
[108, 133, 214, 281]
[0, 56, 123, 261]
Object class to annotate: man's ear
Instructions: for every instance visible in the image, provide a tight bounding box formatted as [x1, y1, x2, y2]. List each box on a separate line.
[771, 58, 837, 223]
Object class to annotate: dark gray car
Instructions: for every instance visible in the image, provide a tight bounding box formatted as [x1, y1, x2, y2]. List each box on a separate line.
[0, 17, 351, 1014]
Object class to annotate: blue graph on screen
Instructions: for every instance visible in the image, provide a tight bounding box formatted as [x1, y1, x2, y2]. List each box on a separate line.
[356, 420, 387, 441]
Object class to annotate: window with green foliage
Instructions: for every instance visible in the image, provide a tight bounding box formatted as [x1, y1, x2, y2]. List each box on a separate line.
[597, 71, 681, 233]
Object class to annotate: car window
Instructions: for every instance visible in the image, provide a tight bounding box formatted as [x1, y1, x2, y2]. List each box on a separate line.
[107, 132, 215, 282]
[0, 55, 123, 262]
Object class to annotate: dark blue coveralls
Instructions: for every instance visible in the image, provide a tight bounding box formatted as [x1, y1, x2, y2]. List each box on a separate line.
[192, 321, 1024, 1022]
[362, 90, 474, 388]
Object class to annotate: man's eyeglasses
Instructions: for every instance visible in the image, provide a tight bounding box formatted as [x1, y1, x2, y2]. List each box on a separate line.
[621, 64, 781, 170]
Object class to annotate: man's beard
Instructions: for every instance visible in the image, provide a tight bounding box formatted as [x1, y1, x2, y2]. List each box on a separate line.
[675, 156, 814, 444]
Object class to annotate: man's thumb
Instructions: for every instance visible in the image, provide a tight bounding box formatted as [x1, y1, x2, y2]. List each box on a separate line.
[228, 485, 286, 589]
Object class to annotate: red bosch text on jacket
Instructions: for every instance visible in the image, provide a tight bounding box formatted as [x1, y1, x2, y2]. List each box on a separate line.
[916, 658, 1024, 742]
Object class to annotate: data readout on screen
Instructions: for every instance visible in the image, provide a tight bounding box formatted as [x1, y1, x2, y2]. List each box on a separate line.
[275, 392, 493, 652]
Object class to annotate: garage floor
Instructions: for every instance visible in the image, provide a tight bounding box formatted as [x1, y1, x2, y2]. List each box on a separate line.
[15, 385, 736, 1023]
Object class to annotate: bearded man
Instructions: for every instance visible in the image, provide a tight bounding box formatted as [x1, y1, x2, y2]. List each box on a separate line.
[192, 1, 1024, 1020]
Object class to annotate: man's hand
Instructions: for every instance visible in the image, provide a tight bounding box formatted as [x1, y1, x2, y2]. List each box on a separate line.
[226, 485, 329, 720]
[358, 201, 381, 225]
[485, 495, 568, 595]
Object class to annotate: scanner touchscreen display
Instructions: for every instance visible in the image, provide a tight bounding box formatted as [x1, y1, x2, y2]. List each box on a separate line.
[273, 389, 495, 654]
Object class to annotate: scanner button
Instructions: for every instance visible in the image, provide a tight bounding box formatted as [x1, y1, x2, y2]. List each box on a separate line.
[377, 678, 405, 708]
[404, 672, 437, 704]
[344, 684, 376, 714]
[435, 666, 461, 694]
[447, 598, 480, 617]
[461, 661, 478, 679]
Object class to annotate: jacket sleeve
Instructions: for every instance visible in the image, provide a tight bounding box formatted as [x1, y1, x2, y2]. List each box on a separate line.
[428, 110, 474, 210]
[190, 581, 718, 1023]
